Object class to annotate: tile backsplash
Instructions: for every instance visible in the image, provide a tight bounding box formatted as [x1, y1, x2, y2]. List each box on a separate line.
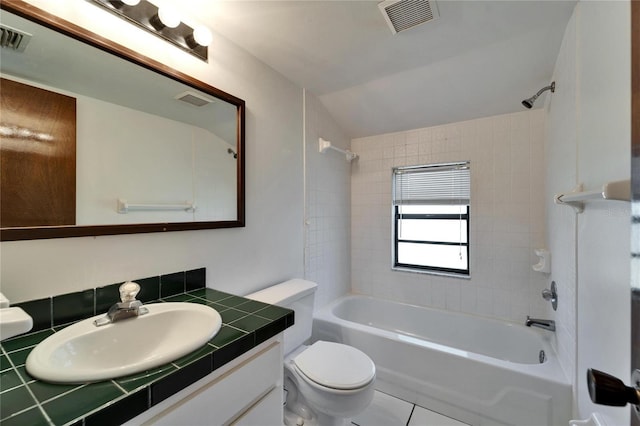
[14, 268, 206, 332]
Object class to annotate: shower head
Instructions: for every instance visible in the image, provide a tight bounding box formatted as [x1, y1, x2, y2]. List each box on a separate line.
[522, 81, 555, 109]
[521, 97, 536, 109]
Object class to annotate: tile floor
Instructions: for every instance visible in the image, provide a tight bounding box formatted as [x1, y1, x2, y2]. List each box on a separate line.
[352, 390, 469, 426]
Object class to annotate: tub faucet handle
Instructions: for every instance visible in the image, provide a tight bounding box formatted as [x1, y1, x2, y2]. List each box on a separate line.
[541, 281, 558, 311]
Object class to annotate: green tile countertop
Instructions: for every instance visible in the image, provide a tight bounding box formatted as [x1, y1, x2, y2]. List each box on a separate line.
[0, 288, 294, 426]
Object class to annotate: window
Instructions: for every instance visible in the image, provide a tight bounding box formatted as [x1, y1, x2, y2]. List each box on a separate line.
[392, 162, 470, 276]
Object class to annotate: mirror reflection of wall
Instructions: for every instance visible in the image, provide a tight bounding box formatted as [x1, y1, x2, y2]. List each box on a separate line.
[75, 91, 237, 225]
[0, 74, 238, 226]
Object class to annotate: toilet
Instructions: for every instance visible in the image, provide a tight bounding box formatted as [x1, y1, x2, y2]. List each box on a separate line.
[246, 279, 375, 426]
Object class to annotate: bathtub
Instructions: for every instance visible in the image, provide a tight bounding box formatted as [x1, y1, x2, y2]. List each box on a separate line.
[312, 295, 571, 426]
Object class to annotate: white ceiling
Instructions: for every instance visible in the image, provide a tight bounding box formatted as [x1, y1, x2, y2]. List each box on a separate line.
[179, 0, 577, 138]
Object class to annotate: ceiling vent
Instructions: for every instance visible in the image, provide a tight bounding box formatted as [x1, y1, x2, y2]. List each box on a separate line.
[0, 24, 32, 52]
[174, 91, 214, 107]
[379, 0, 439, 34]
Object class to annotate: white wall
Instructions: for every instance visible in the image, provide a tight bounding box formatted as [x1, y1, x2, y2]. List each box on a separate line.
[575, 1, 630, 423]
[304, 90, 352, 309]
[546, 1, 631, 423]
[0, 0, 305, 302]
[76, 97, 236, 224]
[351, 109, 549, 323]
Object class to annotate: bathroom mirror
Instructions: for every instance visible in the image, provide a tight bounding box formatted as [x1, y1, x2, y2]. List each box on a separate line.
[0, 1, 245, 241]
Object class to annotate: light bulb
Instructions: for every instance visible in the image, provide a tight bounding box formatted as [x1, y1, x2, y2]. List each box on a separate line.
[192, 25, 212, 47]
[109, 0, 139, 8]
[157, 6, 180, 29]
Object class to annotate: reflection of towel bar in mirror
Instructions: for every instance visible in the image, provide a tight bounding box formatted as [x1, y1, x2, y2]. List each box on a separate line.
[554, 179, 630, 213]
[117, 199, 196, 214]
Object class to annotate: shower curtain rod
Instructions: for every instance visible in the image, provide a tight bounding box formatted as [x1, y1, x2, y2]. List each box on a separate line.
[318, 138, 358, 162]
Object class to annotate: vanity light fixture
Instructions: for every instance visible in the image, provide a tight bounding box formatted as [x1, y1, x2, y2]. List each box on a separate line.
[89, 0, 211, 61]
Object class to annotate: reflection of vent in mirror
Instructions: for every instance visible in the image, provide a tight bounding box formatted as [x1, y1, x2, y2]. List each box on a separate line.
[174, 91, 214, 107]
[0, 24, 32, 52]
[379, 0, 439, 34]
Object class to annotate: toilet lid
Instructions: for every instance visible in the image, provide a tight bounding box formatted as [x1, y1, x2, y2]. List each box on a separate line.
[293, 341, 375, 390]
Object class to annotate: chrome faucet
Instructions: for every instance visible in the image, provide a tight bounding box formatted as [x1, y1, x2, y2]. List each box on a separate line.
[525, 315, 556, 332]
[94, 282, 148, 327]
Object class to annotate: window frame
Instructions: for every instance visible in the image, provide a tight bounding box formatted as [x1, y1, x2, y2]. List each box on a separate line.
[393, 204, 470, 276]
[391, 161, 471, 277]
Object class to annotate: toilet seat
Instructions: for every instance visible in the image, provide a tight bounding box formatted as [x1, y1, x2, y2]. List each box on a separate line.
[293, 341, 375, 390]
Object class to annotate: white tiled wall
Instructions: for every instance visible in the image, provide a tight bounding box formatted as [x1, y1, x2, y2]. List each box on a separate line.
[304, 91, 352, 309]
[545, 5, 630, 424]
[351, 109, 549, 323]
[572, 2, 630, 423]
[545, 6, 578, 395]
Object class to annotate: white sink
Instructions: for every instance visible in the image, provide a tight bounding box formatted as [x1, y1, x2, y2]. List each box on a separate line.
[26, 302, 222, 383]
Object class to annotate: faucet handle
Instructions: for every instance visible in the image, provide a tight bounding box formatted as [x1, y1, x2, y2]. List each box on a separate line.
[541, 281, 558, 311]
[119, 281, 140, 302]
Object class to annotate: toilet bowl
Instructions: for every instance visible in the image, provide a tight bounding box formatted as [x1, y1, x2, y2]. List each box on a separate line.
[284, 341, 375, 425]
[245, 279, 376, 426]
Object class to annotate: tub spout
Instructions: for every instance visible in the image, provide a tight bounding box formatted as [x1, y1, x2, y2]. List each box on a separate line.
[525, 316, 555, 332]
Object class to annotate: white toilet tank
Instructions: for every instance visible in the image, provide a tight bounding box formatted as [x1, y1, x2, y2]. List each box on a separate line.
[245, 279, 317, 355]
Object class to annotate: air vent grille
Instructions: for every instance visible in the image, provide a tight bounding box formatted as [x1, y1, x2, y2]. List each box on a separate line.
[379, 0, 439, 34]
[0, 24, 32, 52]
[174, 91, 213, 107]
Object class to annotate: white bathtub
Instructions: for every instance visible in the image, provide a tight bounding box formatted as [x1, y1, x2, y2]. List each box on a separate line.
[312, 295, 571, 426]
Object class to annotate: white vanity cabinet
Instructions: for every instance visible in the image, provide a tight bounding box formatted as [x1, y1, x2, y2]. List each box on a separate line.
[124, 335, 284, 425]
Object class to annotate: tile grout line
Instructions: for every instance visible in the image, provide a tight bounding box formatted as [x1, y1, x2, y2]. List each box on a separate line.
[0, 343, 54, 425]
[36, 383, 89, 406]
[225, 322, 252, 334]
[112, 380, 128, 394]
[406, 404, 416, 426]
[49, 296, 53, 329]
[59, 386, 136, 426]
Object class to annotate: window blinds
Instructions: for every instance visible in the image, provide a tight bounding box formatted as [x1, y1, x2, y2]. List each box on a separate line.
[393, 162, 470, 205]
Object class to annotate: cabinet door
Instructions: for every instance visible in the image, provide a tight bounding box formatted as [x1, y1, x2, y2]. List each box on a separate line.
[144, 341, 282, 425]
[232, 387, 283, 426]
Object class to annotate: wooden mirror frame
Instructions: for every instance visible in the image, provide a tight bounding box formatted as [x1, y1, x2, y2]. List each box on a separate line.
[0, 1, 245, 241]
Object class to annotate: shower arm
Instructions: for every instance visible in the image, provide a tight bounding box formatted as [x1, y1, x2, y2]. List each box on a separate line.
[534, 82, 556, 98]
[522, 81, 556, 109]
